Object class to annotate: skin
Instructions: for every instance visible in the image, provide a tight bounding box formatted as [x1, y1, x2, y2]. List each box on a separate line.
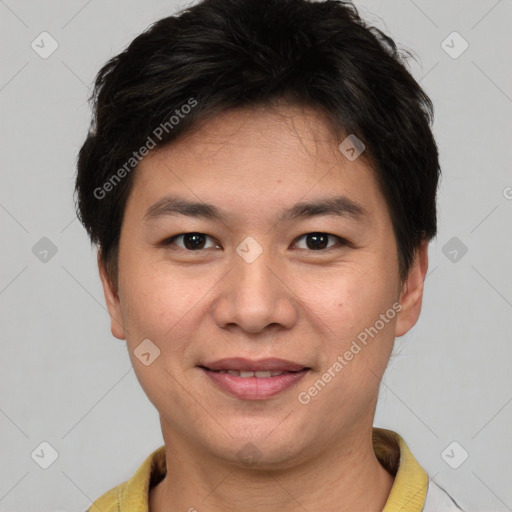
[98, 103, 429, 512]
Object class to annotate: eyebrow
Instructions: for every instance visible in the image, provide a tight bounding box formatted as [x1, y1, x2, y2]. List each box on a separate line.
[143, 194, 367, 224]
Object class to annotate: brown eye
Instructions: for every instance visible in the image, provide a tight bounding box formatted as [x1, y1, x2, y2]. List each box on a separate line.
[294, 232, 347, 251]
[163, 232, 219, 250]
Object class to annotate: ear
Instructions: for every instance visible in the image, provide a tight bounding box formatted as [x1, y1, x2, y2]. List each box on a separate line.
[97, 251, 126, 340]
[395, 240, 429, 338]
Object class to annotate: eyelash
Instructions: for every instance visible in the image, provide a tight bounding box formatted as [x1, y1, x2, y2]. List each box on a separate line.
[160, 232, 350, 252]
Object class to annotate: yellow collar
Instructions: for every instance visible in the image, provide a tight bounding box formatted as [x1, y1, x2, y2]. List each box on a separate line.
[90, 427, 428, 511]
[374, 428, 429, 511]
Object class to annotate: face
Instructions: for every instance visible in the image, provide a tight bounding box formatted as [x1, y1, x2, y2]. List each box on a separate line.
[99, 104, 428, 468]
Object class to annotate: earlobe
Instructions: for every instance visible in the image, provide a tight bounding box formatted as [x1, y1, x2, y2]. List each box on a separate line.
[97, 252, 126, 340]
[395, 240, 429, 338]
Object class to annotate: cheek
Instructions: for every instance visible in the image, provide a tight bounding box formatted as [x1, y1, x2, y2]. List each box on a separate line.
[309, 265, 395, 330]
[304, 263, 398, 375]
[119, 263, 204, 351]
[119, 266, 207, 405]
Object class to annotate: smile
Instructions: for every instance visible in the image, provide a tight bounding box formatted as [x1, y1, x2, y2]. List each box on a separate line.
[200, 367, 310, 400]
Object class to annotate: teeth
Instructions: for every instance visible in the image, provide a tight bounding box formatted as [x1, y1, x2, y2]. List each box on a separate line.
[217, 369, 288, 377]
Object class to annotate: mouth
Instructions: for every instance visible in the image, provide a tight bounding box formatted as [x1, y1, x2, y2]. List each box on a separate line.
[198, 358, 311, 400]
[201, 368, 304, 378]
[199, 356, 310, 373]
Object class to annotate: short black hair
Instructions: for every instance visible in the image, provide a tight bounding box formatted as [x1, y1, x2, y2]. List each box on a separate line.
[74, 0, 440, 292]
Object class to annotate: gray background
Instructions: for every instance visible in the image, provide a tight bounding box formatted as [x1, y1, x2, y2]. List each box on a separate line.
[1, 0, 511, 511]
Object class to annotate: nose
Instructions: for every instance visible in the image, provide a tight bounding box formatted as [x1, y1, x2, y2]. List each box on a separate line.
[212, 245, 299, 335]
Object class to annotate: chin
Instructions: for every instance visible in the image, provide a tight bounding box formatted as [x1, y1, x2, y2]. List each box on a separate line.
[203, 424, 310, 470]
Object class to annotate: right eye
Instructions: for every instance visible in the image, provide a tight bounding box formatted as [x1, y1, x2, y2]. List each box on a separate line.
[161, 232, 221, 251]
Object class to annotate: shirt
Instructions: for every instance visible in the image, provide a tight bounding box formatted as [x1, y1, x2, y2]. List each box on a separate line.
[87, 427, 464, 511]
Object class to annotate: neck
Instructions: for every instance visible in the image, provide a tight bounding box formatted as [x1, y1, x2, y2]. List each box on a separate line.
[149, 425, 395, 512]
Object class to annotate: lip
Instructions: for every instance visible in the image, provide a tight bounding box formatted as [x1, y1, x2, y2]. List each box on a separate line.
[200, 357, 309, 372]
[198, 357, 311, 400]
[201, 367, 310, 400]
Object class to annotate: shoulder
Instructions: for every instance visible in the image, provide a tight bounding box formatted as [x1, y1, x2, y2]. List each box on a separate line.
[84, 482, 124, 511]
[84, 445, 166, 512]
[424, 481, 466, 511]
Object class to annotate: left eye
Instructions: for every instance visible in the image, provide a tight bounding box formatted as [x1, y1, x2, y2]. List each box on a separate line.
[293, 232, 346, 251]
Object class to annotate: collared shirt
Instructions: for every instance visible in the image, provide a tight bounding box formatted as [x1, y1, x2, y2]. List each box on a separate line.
[87, 427, 464, 511]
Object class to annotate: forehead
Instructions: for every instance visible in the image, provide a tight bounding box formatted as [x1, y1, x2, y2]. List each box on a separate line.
[125, 103, 387, 226]
[175, 103, 337, 152]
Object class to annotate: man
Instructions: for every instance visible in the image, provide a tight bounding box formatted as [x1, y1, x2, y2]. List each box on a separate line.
[74, 0, 464, 509]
